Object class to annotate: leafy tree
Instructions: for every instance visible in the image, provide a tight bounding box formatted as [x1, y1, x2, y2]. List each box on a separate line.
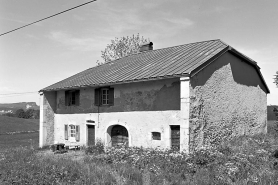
[100, 33, 149, 63]
[15, 109, 25, 118]
[3, 112, 14, 117]
[24, 109, 35, 119]
[33, 110, 40, 119]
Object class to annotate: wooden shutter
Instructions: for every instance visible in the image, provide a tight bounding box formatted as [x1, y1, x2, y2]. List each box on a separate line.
[65, 124, 68, 140]
[75, 125, 80, 142]
[94, 88, 100, 106]
[108, 88, 114, 106]
[75, 90, 80, 106]
[65, 91, 69, 106]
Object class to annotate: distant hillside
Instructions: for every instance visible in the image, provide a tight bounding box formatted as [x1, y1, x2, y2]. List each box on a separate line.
[0, 116, 39, 134]
[267, 105, 278, 120]
[0, 102, 39, 114]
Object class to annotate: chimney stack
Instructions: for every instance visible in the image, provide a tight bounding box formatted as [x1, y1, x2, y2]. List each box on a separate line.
[139, 42, 153, 52]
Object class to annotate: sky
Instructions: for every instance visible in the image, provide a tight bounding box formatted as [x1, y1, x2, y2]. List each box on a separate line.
[0, 0, 278, 106]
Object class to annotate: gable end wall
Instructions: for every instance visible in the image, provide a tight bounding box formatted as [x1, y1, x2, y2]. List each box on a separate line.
[189, 52, 267, 150]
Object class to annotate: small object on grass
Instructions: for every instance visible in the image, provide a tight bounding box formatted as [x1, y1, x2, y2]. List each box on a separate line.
[51, 143, 66, 152]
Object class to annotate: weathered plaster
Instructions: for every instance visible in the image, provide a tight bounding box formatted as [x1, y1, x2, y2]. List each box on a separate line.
[39, 92, 56, 147]
[189, 52, 267, 150]
[56, 78, 180, 114]
[54, 111, 183, 149]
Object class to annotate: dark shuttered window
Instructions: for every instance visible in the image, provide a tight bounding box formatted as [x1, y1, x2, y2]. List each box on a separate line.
[94, 88, 100, 106]
[95, 87, 114, 106]
[65, 90, 80, 106]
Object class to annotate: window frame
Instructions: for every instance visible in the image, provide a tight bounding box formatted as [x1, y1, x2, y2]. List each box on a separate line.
[101, 88, 109, 105]
[69, 125, 76, 138]
[95, 87, 114, 106]
[65, 90, 80, 106]
[152, 132, 161, 140]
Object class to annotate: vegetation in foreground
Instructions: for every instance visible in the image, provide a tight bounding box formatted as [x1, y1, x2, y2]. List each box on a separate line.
[1, 134, 278, 185]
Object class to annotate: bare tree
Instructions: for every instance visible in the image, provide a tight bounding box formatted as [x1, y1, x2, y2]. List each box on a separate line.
[275, 71, 278, 87]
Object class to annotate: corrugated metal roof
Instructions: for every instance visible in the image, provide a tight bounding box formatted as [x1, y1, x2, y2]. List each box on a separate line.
[40, 39, 269, 93]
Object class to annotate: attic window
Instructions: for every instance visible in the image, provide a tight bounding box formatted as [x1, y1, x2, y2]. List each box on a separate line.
[152, 132, 161, 140]
[65, 90, 80, 106]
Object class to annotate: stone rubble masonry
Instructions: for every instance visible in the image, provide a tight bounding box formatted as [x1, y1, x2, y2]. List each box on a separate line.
[189, 52, 267, 150]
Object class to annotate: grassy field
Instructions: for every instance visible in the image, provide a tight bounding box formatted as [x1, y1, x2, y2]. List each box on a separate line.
[0, 116, 39, 151]
[0, 116, 39, 133]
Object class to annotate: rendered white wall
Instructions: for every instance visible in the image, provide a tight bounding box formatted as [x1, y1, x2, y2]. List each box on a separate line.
[54, 110, 186, 149]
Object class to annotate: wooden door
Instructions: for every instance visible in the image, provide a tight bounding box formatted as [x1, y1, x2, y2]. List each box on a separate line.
[111, 125, 129, 147]
[171, 125, 180, 150]
[87, 125, 95, 146]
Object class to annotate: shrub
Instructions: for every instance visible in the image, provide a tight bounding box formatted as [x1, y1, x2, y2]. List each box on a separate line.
[2, 134, 278, 184]
[85, 139, 105, 155]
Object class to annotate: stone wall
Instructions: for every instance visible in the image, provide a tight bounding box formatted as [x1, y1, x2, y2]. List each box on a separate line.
[39, 91, 56, 147]
[189, 52, 267, 150]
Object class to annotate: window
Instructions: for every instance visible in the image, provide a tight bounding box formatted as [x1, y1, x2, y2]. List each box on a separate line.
[69, 125, 76, 137]
[152, 132, 161, 140]
[65, 124, 80, 141]
[101, 88, 109, 105]
[65, 90, 80, 106]
[95, 87, 114, 106]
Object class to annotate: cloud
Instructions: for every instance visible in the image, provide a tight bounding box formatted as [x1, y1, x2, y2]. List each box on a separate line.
[0, 86, 15, 93]
[164, 17, 194, 28]
[73, 14, 86, 21]
[48, 31, 107, 52]
[90, 0, 194, 39]
[0, 17, 43, 26]
[48, 0, 194, 53]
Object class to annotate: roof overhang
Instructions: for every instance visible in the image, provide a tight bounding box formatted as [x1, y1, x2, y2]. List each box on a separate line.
[39, 74, 189, 92]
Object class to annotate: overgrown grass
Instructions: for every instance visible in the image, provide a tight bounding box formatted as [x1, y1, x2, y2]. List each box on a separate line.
[1, 121, 278, 184]
[0, 132, 39, 151]
[1, 133, 278, 184]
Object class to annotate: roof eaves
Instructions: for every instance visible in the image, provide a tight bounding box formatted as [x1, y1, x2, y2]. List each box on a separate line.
[39, 74, 189, 92]
[189, 46, 230, 77]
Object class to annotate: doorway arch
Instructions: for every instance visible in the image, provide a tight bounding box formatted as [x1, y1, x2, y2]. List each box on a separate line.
[111, 125, 129, 147]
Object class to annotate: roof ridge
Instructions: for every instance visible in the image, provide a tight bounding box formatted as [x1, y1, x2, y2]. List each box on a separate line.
[91, 39, 224, 68]
[40, 39, 231, 92]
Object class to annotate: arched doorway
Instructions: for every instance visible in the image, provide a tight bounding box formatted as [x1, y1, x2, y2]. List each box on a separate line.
[111, 125, 129, 147]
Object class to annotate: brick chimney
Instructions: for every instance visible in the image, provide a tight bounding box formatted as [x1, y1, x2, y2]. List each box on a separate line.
[139, 42, 153, 52]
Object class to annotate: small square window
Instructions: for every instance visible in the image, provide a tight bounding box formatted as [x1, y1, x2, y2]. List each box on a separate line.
[152, 132, 161, 140]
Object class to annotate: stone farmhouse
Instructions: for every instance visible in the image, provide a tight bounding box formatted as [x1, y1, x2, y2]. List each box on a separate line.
[39, 39, 269, 152]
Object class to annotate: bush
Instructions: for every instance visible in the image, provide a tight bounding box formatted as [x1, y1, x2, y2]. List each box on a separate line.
[85, 139, 105, 155]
